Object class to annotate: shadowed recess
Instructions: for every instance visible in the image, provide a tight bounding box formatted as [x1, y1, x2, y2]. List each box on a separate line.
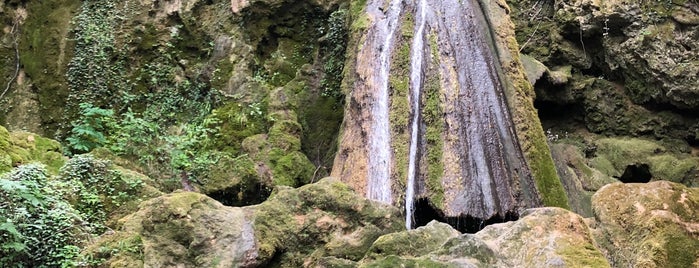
[617, 163, 652, 183]
[207, 183, 273, 206]
[412, 198, 519, 233]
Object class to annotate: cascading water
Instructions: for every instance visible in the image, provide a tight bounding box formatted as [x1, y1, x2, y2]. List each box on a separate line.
[405, 0, 429, 230]
[367, 0, 403, 203]
[333, 0, 547, 232]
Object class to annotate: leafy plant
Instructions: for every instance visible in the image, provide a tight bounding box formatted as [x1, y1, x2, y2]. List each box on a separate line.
[320, 8, 349, 100]
[66, 103, 116, 154]
[0, 164, 89, 267]
[58, 155, 144, 232]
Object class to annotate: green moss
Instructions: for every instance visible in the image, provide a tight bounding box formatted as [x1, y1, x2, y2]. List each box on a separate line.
[0, 126, 9, 149]
[19, 0, 80, 134]
[268, 120, 303, 153]
[423, 62, 445, 209]
[512, 77, 569, 209]
[648, 155, 698, 183]
[557, 243, 610, 267]
[272, 151, 316, 187]
[364, 222, 457, 261]
[360, 255, 451, 268]
[388, 36, 412, 203]
[0, 129, 66, 175]
[590, 137, 698, 184]
[661, 227, 699, 268]
[209, 101, 269, 154]
[530, 136, 570, 208]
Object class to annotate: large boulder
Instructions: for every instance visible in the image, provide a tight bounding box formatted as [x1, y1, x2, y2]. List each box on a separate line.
[588, 138, 698, 186]
[83, 178, 403, 267]
[252, 177, 403, 266]
[591, 181, 699, 268]
[358, 207, 609, 267]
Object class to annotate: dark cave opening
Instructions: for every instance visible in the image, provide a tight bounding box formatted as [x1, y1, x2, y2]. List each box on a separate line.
[617, 163, 652, 183]
[412, 198, 519, 233]
[687, 135, 699, 147]
[533, 99, 585, 131]
[207, 183, 273, 207]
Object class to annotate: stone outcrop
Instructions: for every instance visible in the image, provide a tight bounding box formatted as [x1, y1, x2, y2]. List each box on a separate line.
[592, 181, 699, 268]
[508, 0, 699, 144]
[0, 126, 65, 174]
[83, 178, 403, 267]
[356, 207, 609, 267]
[82, 175, 699, 267]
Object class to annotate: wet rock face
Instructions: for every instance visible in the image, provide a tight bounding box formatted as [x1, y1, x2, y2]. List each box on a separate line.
[600, 1, 699, 110]
[592, 181, 699, 267]
[333, 0, 558, 228]
[508, 0, 699, 143]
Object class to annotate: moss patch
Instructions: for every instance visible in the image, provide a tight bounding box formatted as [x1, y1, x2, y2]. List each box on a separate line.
[590, 137, 698, 185]
[0, 126, 66, 175]
[19, 0, 80, 135]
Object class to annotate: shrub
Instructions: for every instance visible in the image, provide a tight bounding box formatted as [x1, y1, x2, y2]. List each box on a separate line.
[0, 164, 89, 267]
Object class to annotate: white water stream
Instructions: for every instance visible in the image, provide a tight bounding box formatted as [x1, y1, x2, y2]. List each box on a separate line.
[367, 0, 403, 204]
[405, 0, 428, 230]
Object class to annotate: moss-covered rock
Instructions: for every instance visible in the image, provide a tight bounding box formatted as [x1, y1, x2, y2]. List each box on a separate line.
[253, 178, 404, 266]
[550, 142, 617, 217]
[10, 0, 80, 135]
[87, 178, 403, 267]
[474, 207, 609, 267]
[357, 207, 609, 267]
[590, 137, 699, 186]
[0, 126, 65, 174]
[362, 221, 460, 262]
[84, 191, 258, 267]
[198, 154, 270, 206]
[591, 181, 699, 267]
[481, 0, 570, 210]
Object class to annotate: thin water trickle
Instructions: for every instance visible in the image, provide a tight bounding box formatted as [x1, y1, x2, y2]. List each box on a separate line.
[367, 0, 403, 204]
[405, 0, 429, 230]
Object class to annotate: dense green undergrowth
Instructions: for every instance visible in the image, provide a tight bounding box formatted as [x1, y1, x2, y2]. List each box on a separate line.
[0, 155, 151, 267]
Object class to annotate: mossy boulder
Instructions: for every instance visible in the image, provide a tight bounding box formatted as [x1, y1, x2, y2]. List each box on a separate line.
[0, 126, 65, 174]
[357, 207, 609, 267]
[589, 137, 699, 186]
[252, 178, 403, 266]
[198, 154, 270, 206]
[272, 151, 315, 187]
[361, 221, 460, 262]
[591, 181, 699, 267]
[87, 178, 403, 267]
[84, 192, 258, 267]
[473, 207, 609, 267]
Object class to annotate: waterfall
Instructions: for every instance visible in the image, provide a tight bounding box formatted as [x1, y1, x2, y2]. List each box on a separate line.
[405, 0, 428, 230]
[367, 0, 403, 203]
[333, 0, 545, 230]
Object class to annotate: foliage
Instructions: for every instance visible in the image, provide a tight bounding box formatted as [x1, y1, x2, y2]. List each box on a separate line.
[0, 164, 89, 267]
[66, 103, 117, 154]
[320, 8, 349, 100]
[65, 0, 125, 126]
[208, 101, 269, 155]
[58, 155, 144, 232]
[63, 0, 222, 189]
